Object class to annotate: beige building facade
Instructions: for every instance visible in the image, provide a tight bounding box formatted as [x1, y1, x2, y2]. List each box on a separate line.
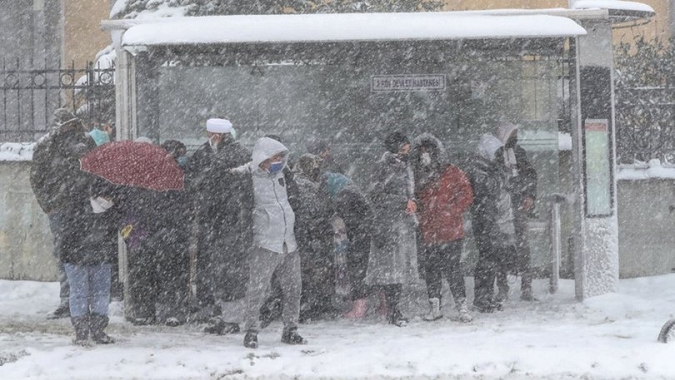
[442, 0, 670, 45]
[62, 0, 112, 66]
[60, 0, 669, 65]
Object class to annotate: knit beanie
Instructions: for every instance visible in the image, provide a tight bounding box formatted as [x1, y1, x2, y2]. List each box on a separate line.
[384, 131, 410, 153]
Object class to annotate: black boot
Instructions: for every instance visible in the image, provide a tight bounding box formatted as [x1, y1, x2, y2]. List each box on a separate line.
[71, 315, 90, 345]
[243, 330, 258, 349]
[204, 317, 240, 335]
[281, 327, 307, 345]
[387, 308, 409, 327]
[48, 302, 71, 320]
[90, 314, 115, 344]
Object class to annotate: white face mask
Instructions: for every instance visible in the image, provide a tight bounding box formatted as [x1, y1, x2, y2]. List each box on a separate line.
[90, 197, 114, 214]
[420, 152, 432, 166]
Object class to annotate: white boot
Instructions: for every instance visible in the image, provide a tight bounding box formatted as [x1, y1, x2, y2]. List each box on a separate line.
[457, 298, 473, 323]
[423, 298, 443, 321]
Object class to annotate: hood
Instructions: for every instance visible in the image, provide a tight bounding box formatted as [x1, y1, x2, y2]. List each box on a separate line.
[494, 121, 518, 145]
[251, 137, 289, 171]
[324, 172, 353, 199]
[477, 133, 504, 162]
[411, 133, 446, 164]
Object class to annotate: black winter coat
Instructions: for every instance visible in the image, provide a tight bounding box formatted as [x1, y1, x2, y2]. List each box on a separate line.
[60, 180, 122, 265]
[30, 128, 96, 214]
[185, 140, 251, 224]
[294, 173, 334, 256]
[333, 185, 373, 253]
[468, 155, 515, 252]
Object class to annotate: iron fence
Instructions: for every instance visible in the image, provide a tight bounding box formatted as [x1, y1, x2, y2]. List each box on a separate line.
[1, 60, 115, 143]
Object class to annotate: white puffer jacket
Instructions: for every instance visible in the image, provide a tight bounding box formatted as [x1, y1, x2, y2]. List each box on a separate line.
[249, 137, 297, 254]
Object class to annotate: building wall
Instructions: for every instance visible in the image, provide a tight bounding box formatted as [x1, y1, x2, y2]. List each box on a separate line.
[0, 162, 57, 281]
[443, 0, 671, 46]
[63, 0, 112, 66]
[0, 0, 61, 67]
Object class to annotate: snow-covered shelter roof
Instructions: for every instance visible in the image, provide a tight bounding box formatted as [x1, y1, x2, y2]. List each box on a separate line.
[117, 12, 586, 48]
[570, 0, 654, 22]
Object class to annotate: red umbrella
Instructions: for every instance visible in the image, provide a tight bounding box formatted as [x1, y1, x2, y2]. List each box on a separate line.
[80, 140, 184, 191]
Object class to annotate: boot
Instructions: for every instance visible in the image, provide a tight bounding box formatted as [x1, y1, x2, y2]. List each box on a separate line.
[48, 301, 71, 320]
[90, 314, 115, 344]
[520, 288, 538, 302]
[423, 298, 443, 322]
[71, 315, 90, 345]
[204, 317, 240, 335]
[243, 330, 258, 349]
[343, 299, 368, 319]
[456, 298, 473, 323]
[387, 308, 408, 327]
[281, 326, 307, 345]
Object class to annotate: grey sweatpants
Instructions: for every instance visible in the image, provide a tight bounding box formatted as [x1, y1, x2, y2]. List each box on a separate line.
[244, 247, 301, 332]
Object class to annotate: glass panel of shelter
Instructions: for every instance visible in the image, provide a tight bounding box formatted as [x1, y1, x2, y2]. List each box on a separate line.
[137, 38, 570, 278]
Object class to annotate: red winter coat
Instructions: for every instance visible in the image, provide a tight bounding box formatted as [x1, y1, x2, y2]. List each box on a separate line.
[417, 164, 474, 244]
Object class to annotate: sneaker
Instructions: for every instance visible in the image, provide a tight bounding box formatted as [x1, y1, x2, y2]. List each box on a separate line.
[47, 303, 70, 319]
[243, 330, 258, 349]
[281, 327, 307, 345]
[165, 317, 183, 327]
[423, 298, 443, 322]
[127, 316, 155, 326]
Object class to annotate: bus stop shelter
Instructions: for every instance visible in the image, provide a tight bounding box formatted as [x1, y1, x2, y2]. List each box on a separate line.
[103, 5, 653, 306]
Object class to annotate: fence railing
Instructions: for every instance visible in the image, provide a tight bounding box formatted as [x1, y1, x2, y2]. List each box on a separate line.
[1, 60, 115, 143]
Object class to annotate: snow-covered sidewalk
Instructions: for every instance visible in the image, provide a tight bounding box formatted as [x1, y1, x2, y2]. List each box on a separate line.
[0, 276, 674, 380]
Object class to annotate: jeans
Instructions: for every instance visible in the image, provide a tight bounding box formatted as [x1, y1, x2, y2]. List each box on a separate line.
[64, 263, 111, 318]
[48, 211, 69, 303]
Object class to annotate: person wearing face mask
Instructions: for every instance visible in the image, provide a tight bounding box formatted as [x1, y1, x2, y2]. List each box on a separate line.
[231, 137, 306, 349]
[184, 118, 251, 322]
[365, 131, 420, 327]
[493, 122, 538, 303]
[411, 133, 474, 323]
[29, 108, 96, 320]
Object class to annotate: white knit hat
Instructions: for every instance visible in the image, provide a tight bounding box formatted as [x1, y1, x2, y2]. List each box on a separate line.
[206, 118, 233, 134]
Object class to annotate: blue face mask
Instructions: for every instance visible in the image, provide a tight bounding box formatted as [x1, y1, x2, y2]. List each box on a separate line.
[177, 156, 188, 167]
[268, 161, 284, 174]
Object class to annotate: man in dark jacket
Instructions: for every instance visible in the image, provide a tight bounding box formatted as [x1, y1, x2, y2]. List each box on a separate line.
[494, 122, 538, 302]
[185, 118, 251, 320]
[468, 133, 517, 313]
[29, 108, 96, 319]
[293, 154, 336, 322]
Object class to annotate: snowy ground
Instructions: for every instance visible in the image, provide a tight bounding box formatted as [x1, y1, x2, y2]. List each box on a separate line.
[0, 276, 674, 380]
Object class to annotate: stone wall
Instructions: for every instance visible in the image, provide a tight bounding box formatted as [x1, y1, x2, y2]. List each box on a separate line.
[0, 161, 57, 281]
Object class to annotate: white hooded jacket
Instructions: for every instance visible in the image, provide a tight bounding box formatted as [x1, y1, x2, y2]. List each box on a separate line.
[249, 137, 297, 254]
